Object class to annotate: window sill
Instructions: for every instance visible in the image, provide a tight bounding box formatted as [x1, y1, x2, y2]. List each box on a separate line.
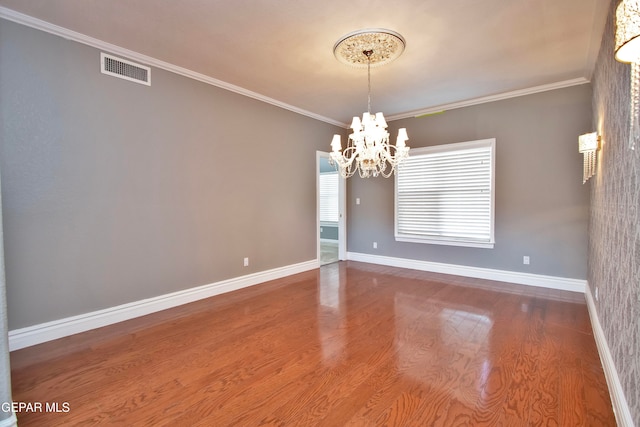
[395, 235, 495, 249]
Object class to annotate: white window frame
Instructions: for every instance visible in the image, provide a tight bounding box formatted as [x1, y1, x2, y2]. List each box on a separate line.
[394, 138, 495, 248]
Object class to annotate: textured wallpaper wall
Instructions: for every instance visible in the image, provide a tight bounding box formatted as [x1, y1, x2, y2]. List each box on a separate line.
[590, 1, 640, 423]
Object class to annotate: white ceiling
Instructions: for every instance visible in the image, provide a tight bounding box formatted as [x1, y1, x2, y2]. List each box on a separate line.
[0, 0, 611, 126]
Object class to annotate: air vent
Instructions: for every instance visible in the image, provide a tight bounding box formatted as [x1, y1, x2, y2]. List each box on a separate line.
[100, 53, 150, 86]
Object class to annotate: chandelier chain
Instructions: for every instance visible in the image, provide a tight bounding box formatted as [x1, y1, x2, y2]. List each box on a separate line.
[365, 50, 372, 114]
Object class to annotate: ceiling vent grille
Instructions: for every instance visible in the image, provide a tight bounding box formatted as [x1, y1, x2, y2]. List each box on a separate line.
[100, 53, 150, 86]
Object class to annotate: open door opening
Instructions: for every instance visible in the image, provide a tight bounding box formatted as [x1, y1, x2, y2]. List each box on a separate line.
[317, 151, 346, 265]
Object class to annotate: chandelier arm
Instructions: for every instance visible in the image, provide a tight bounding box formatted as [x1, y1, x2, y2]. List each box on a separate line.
[380, 166, 394, 178]
[342, 144, 359, 161]
[334, 143, 360, 178]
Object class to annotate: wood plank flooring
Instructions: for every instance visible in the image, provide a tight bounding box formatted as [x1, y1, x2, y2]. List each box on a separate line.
[10, 261, 615, 426]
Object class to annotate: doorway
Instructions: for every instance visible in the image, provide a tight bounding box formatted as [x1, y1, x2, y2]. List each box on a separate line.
[317, 151, 346, 265]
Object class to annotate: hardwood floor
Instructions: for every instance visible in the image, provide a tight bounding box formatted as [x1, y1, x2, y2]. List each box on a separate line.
[10, 261, 615, 426]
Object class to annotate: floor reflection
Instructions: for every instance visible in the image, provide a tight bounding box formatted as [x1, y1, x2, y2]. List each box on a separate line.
[320, 240, 339, 265]
[317, 264, 346, 365]
[393, 292, 494, 407]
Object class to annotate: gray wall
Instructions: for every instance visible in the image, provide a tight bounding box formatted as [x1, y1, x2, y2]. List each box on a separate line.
[590, 0, 640, 422]
[348, 85, 592, 279]
[0, 19, 341, 329]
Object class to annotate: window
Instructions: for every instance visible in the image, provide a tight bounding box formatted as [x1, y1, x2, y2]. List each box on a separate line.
[319, 172, 339, 224]
[395, 138, 495, 248]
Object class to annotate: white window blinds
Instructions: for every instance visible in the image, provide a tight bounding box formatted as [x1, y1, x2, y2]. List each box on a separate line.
[319, 172, 339, 223]
[395, 139, 495, 248]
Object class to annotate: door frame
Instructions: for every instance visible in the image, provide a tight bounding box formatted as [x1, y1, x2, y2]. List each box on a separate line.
[316, 151, 347, 263]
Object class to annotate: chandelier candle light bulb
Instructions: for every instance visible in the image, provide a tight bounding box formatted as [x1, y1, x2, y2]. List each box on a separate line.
[330, 29, 410, 178]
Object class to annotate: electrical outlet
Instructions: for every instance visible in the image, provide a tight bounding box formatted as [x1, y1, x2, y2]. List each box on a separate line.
[373, 242, 377, 249]
[244, 257, 249, 267]
[356, 198, 361, 205]
[523, 256, 530, 265]
[595, 287, 599, 301]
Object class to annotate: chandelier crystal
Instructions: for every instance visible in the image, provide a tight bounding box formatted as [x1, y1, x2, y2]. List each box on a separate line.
[329, 29, 410, 178]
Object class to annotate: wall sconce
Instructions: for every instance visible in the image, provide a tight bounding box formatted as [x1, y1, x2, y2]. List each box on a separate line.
[615, 0, 640, 150]
[579, 132, 600, 183]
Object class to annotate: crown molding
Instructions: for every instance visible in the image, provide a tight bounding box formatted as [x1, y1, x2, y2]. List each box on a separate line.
[386, 78, 591, 122]
[0, 6, 592, 129]
[0, 6, 347, 128]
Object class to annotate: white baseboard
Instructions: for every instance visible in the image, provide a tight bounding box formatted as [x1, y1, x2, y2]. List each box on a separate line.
[585, 285, 635, 427]
[346, 252, 586, 293]
[8, 259, 319, 351]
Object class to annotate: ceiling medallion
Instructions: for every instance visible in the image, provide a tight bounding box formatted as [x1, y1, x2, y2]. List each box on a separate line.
[333, 28, 406, 68]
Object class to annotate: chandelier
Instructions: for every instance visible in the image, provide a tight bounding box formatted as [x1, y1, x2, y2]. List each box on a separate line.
[615, 0, 640, 150]
[329, 29, 410, 178]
